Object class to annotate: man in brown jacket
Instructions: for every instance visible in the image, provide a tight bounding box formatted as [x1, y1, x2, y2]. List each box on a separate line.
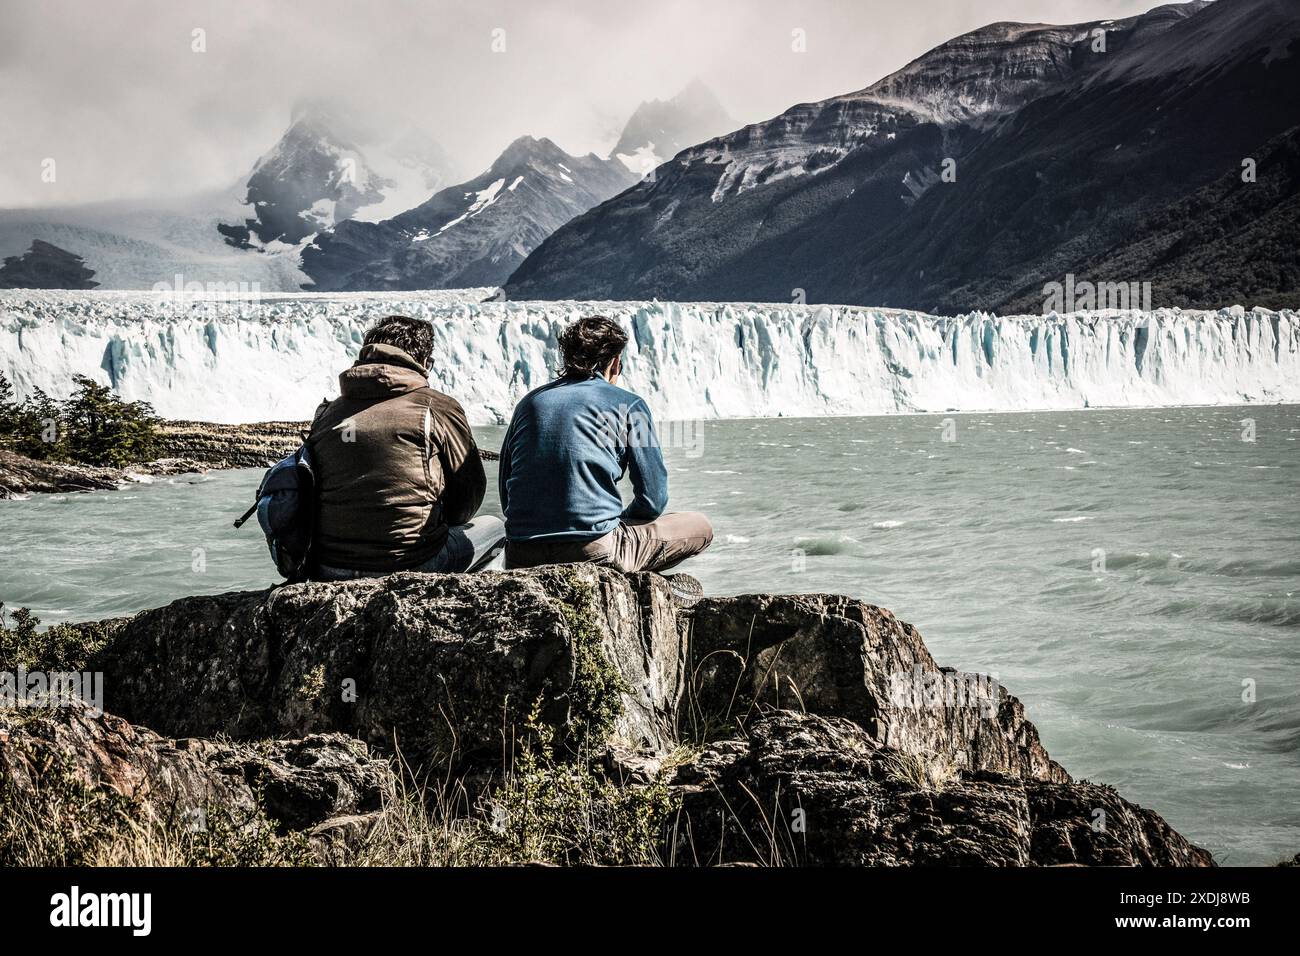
[308, 315, 503, 579]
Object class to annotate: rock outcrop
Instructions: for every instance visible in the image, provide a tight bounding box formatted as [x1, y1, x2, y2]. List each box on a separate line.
[0, 448, 205, 498]
[92, 567, 685, 768]
[688, 593, 1066, 783]
[156, 420, 498, 470]
[157, 420, 307, 469]
[7, 566, 1213, 866]
[670, 711, 1210, 866]
[0, 707, 393, 837]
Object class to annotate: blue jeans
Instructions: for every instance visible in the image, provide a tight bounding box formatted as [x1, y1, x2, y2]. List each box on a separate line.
[316, 515, 506, 581]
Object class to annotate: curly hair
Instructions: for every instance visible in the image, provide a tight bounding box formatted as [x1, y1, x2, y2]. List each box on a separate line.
[558, 316, 628, 378]
[363, 315, 435, 370]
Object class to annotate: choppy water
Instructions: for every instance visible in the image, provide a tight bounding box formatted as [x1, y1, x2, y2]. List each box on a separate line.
[2, 404, 1298, 865]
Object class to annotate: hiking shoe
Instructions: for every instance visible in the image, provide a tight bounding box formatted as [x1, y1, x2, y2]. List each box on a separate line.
[664, 573, 704, 606]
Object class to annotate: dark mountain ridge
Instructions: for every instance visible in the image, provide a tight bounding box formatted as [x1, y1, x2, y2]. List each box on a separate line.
[300, 136, 635, 291]
[506, 0, 1299, 313]
[0, 240, 98, 290]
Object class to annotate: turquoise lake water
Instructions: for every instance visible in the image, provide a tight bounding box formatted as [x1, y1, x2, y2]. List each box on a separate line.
[2, 404, 1297, 864]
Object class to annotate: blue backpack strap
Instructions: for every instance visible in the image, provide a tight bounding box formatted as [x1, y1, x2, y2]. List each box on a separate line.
[252, 398, 331, 582]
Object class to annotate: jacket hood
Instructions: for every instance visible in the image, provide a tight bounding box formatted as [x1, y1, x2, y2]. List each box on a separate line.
[338, 343, 429, 399]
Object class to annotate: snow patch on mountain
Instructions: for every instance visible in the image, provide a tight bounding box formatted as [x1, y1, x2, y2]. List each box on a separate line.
[349, 128, 461, 223]
[615, 144, 662, 181]
[3, 291, 1296, 426]
[438, 178, 508, 233]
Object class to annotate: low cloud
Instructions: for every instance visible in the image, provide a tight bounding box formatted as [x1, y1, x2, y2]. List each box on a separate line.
[0, 0, 1161, 208]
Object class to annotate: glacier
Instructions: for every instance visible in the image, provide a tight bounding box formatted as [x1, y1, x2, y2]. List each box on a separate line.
[1, 289, 1297, 425]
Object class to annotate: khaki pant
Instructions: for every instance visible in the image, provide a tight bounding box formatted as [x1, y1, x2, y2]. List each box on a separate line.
[505, 512, 713, 573]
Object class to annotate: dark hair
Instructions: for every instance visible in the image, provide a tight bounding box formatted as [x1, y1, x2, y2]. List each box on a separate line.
[363, 315, 434, 370]
[558, 316, 627, 378]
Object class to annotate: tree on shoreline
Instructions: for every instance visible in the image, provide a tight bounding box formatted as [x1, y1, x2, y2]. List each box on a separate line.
[0, 373, 161, 467]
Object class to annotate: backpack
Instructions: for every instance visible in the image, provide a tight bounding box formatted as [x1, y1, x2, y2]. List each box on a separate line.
[234, 444, 318, 582]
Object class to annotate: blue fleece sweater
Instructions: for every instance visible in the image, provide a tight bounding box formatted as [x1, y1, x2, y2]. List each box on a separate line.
[499, 374, 669, 541]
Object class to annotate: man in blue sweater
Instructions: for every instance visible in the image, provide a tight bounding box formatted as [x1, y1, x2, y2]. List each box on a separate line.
[499, 316, 713, 577]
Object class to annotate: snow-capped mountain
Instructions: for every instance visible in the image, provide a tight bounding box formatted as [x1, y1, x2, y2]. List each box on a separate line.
[507, 0, 1300, 313]
[3, 291, 1297, 425]
[299, 136, 636, 291]
[610, 79, 735, 178]
[218, 102, 461, 250]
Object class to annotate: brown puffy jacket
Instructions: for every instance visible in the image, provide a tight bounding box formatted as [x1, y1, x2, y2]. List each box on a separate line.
[308, 343, 486, 572]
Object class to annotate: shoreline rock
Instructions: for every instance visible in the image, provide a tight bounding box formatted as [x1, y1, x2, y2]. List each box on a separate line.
[21, 565, 1214, 867]
[0, 421, 303, 499]
[158, 419, 498, 468]
[157, 420, 308, 469]
[688, 592, 1067, 783]
[671, 711, 1210, 866]
[0, 448, 207, 498]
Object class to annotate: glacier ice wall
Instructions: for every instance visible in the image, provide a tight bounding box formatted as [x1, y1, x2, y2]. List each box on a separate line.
[1, 290, 1297, 425]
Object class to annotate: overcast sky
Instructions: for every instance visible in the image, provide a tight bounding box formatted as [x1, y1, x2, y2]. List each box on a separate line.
[0, 0, 1171, 208]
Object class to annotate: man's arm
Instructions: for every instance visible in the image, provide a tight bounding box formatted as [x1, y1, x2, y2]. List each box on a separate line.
[497, 414, 515, 519]
[621, 398, 668, 521]
[436, 397, 486, 526]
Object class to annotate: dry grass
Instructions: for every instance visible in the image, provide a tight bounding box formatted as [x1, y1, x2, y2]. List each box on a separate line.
[2, 705, 683, 868]
[0, 752, 312, 867]
[880, 749, 959, 792]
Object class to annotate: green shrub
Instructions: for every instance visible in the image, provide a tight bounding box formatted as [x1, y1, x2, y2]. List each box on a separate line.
[483, 701, 678, 866]
[0, 603, 109, 672]
[60, 375, 161, 466]
[0, 372, 161, 467]
[559, 574, 628, 749]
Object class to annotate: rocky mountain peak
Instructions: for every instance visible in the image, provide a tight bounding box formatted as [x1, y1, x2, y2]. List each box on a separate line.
[299, 132, 634, 292]
[611, 79, 735, 174]
[219, 104, 459, 249]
